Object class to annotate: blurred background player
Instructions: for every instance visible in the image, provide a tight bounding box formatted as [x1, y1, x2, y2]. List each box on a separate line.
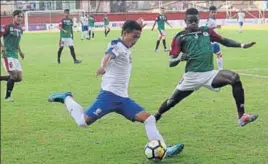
[152, 7, 172, 52]
[103, 13, 111, 37]
[72, 17, 79, 32]
[48, 20, 184, 157]
[137, 17, 147, 28]
[57, 9, 81, 64]
[237, 9, 245, 33]
[206, 5, 223, 70]
[80, 13, 88, 40]
[0, 10, 24, 102]
[88, 14, 95, 40]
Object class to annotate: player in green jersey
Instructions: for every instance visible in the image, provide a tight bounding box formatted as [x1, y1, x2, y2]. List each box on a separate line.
[0, 10, 24, 102]
[103, 13, 111, 37]
[154, 8, 258, 127]
[152, 7, 172, 52]
[57, 9, 81, 64]
[88, 15, 95, 40]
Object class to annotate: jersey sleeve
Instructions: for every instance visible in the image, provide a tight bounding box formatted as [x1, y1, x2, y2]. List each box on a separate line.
[105, 42, 120, 58]
[209, 28, 223, 42]
[169, 37, 181, 57]
[0, 25, 8, 37]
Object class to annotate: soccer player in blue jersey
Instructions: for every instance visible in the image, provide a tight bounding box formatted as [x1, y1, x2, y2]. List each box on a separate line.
[48, 20, 184, 158]
[206, 6, 223, 70]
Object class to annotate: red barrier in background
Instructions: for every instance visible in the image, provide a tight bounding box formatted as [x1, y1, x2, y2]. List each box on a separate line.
[1, 11, 267, 25]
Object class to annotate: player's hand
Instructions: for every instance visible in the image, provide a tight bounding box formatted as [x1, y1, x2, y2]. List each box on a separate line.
[1, 46, 6, 55]
[242, 42, 256, 49]
[96, 67, 106, 76]
[19, 51, 25, 60]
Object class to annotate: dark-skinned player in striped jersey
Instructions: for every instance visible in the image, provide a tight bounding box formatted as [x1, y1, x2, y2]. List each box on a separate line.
[154, 8, 258, 127]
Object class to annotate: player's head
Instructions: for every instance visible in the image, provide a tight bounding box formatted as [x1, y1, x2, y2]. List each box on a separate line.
[184, 8, 199, 31]
[64, 9, 70, 18]
[12, 10, 23, 25]
[160, 7, 165, 14]
[209, 5, 217, 17]
[121, 20, 142, 48]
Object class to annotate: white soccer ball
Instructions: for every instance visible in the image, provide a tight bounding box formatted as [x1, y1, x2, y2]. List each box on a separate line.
[144, 140, 167, 161]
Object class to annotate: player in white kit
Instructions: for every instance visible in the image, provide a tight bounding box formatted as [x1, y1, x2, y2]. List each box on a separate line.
[48, 20, 184, 158]
[237, 9, 245, 33]
[206, 6, 223, 70]
[80, 13, 88, 40]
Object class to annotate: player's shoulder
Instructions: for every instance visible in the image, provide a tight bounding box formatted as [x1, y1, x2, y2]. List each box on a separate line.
[174, 30, 187, 39]
[199, 26, 210, 30]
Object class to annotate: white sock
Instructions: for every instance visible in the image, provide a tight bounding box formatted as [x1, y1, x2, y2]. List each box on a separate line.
[64, 96, 87, 127]
[217, 56, 223, 70]
[144, 115, 164, 142]
[81, 31, 84, 39]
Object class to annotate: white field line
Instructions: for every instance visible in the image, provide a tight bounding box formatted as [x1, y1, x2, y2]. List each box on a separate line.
[232, 68, 268, 79]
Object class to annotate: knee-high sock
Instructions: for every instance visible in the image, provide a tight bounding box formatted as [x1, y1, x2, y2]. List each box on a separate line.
[69, 46, 77, 61]
[144, 115, 164, 142]
[232, 81, 245, 118]
[64, 96, 87, 127]
[5, 79, 15, 98]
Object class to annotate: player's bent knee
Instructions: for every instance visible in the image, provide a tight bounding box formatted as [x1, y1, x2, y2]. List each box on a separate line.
[9, 72, 17, 80]
[231, 73, 241, 85]
[83, 114, 96, 126]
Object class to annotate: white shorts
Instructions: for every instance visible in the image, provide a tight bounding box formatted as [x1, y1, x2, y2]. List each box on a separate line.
[177, 70, 220, 92]
[158, 29, 166, 37]
[104, 25, 110, 29]
[2, 57, 22, 72]
[59, 38, 74, 47]
[88, 26, 95, 31]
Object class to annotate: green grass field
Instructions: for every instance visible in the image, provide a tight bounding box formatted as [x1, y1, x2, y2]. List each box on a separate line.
[1, 29, 268, 164]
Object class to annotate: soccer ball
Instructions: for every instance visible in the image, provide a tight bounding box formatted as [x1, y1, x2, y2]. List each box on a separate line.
[144, 140, 167, 161]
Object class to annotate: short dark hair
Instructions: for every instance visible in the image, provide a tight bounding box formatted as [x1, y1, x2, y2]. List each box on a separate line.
[12, 10, 23, 17]
[121, 20, 142, 35]
[64, 9, 70, 12]
[185, 8, 199, 16]
[209, 6, 217, 11]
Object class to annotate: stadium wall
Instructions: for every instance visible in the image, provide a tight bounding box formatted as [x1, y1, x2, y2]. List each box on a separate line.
[1, 11, 268, 31]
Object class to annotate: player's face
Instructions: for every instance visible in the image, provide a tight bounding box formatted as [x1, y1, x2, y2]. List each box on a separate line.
[210, 10, 217, 17]
[13, 13, 24, 25]
[185, 14, 199, 31]
[64, 11, 70, 18]
[123, 30, 141, 48]
[160, 9, 165, 14]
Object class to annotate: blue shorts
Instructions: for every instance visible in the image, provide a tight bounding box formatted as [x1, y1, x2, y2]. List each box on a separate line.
[82, 25, 88, 31]
[211, 42, 221, 55]
[84, 90, 144, 121]
[239, 22, 244, 26]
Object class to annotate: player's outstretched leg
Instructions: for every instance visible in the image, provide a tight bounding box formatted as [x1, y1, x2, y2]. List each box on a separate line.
[154, 89, 193, 121]
[0, 75, 10, 81]
[48, 92, 88, 127]
[211, 70, 258, 126]
[135, 111, 184, 157]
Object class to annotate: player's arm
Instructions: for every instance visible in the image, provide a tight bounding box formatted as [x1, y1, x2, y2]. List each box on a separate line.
[151, 20, 156, 31]
[59, 20, 67, 33]
[96, 53, 113, 76]
[71, 20, 74, 39]
[96, 44, 120, 75]
[165, 17, 172, 28]
[0, 25, 8, 55]
[18, 44, 24, 59]
[209, 29, 256, 48]
[169, 37, 182, 67]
